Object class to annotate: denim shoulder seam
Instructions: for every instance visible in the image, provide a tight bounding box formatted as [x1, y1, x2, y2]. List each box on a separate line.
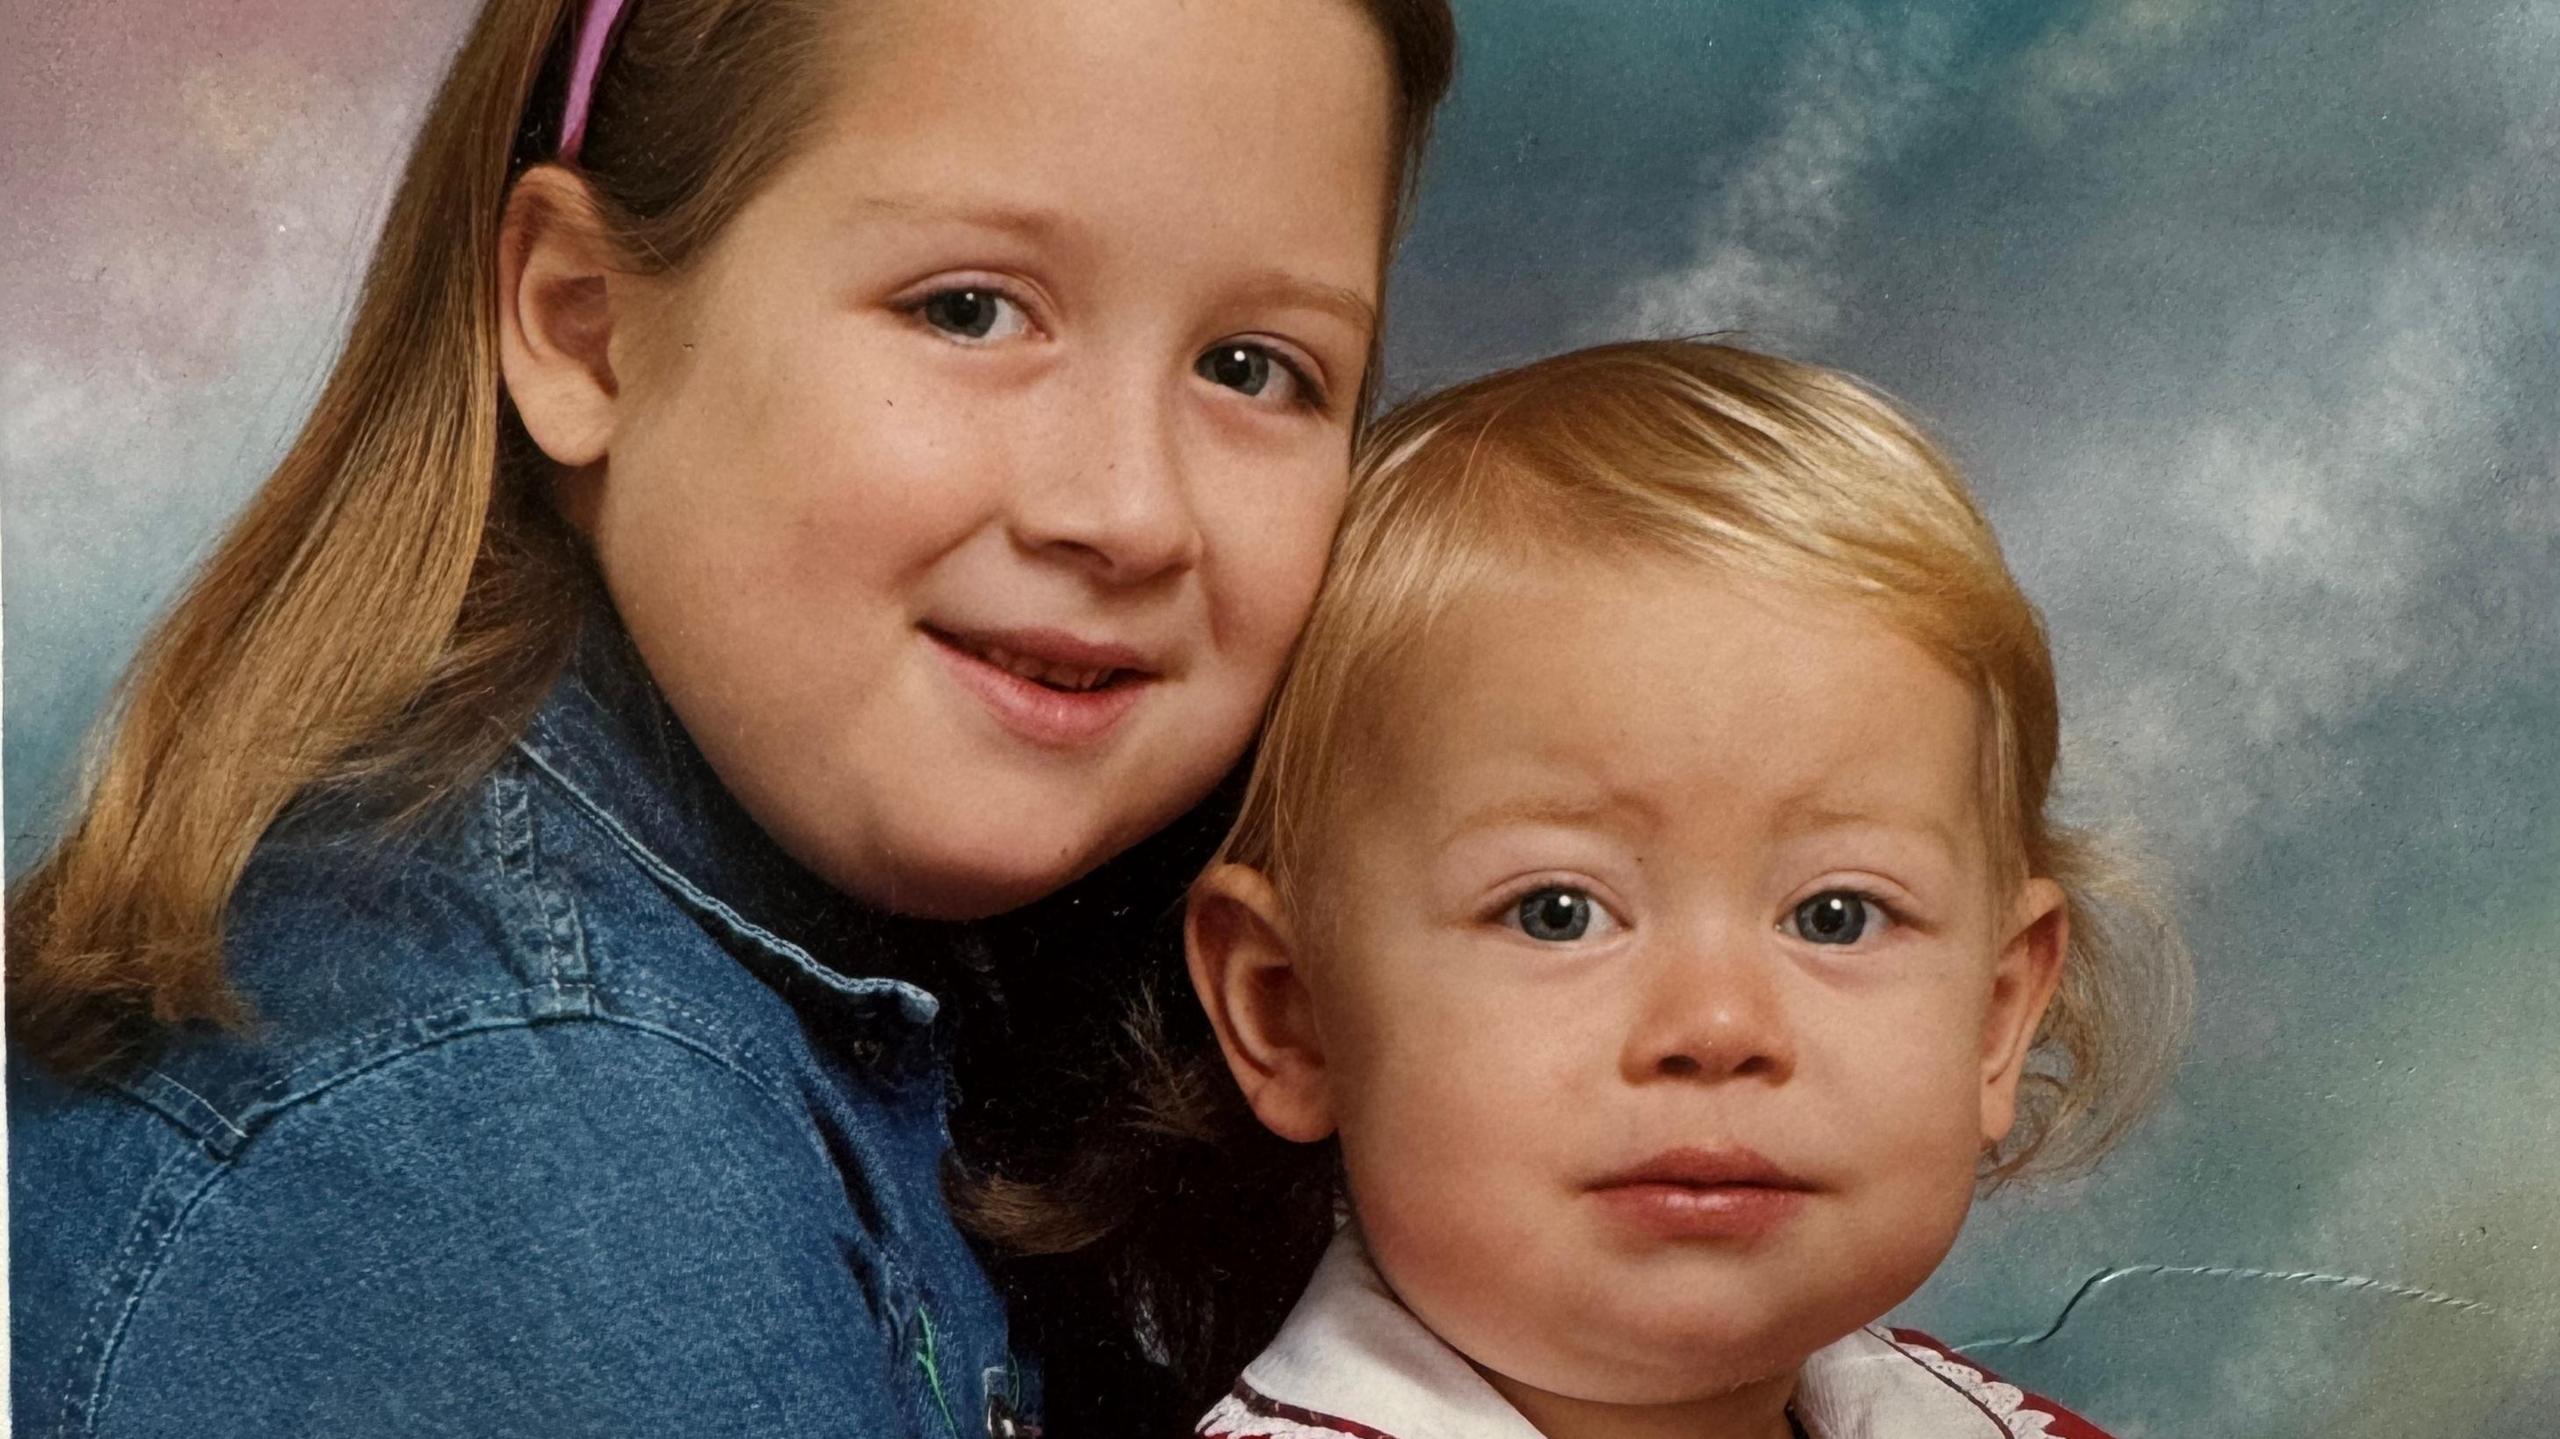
[236, 981, 808, 1142]
[69, 997, 836, 1438]
[483, 756, 593, 993]
[123, 1069, 251, 1148]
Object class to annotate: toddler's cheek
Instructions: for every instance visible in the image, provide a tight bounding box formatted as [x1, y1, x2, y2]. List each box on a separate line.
[1836, 1122, 1985, 1312]
[1346, 1152, 1550, 1349]
[1342, 1143, 1460, 1275]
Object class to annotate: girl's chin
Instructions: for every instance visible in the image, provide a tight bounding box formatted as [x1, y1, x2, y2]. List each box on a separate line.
[810, 826, 1120, 921]
[825, 856, 1074, 922]
[760, 759, 1203, 919]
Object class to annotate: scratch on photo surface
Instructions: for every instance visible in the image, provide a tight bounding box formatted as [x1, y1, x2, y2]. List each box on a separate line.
[1954, 1264, 2502, 1353]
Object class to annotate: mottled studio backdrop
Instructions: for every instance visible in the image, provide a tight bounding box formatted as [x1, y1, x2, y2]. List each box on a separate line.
[5, 1, 2555, 1433]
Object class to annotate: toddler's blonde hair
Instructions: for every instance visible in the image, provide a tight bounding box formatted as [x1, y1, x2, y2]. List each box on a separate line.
[1219, 339, 2193, 1179]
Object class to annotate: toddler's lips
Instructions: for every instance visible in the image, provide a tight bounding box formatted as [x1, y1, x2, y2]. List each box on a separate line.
[1587, 1146, 1816, 1242]
[923, 624, 1158, 750]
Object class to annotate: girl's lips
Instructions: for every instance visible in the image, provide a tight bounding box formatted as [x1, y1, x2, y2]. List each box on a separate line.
[926, 627, 1154, 750]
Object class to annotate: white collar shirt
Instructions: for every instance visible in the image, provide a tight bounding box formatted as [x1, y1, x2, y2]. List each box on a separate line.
[1199, 1230, 2116, 1439]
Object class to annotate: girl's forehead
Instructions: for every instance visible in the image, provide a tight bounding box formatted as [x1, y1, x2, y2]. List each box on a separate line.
[711, 0, 1399, 324]
[793, 0, 1398, 206]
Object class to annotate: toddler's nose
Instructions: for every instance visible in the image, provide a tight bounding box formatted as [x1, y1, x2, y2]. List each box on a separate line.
[1621, 937, 1796, 1086]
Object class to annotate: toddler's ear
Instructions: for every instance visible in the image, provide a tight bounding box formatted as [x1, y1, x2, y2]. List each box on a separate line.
[1186, 864, 1335, 1144]
[1980, 876, 2069, 1147]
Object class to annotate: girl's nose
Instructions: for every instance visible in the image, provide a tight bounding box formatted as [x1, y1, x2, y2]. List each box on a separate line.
[1620, 933, 1797, 1086]
[1008, 380, 1202, 587]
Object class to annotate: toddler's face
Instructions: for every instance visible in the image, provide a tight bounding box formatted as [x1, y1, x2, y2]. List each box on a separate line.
[1210, 556, 2064, 1417]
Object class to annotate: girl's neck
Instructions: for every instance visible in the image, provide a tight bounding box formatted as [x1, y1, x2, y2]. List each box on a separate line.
[1480, 1364, 1802, 1439]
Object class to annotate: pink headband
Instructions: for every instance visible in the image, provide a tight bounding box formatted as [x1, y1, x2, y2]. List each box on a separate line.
[557, 0, 635, 162]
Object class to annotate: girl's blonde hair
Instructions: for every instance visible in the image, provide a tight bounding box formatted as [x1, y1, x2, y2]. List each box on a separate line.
[8, 0, 1458, 1077]
[1222, 339, 2194, 1179]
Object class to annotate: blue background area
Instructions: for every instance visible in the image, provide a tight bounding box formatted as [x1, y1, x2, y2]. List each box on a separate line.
[6, 2, 2555, 1431]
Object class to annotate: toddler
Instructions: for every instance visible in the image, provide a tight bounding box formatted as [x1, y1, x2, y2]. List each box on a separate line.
[1180, 341, 2192, 1439]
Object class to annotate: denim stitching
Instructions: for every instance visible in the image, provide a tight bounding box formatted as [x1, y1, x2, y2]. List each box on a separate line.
[257, 985, 587, 1103]
[70, 1001, 869, 1432]
[103, 972, 815, 1169]
[119, 975, 934, 1359]
[59, 1145, 230, 1437]
[484, 762, 591, 995]
[98, 983, 566, 1146]
[135, 1070, 249, 1146]
[240, 986, 800, 1144]
[510, 737, 940, 1021]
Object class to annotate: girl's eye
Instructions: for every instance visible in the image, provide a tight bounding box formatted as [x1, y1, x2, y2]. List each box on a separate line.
[916, 287, 1030, 344]
[1511, 885, 1604, 943]
[1196, 343, 1319, 409]
[1198, 344, 1274, 395]
[1789, 891, 1889, 946]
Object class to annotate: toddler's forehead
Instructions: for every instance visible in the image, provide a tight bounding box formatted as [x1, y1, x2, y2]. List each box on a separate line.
[1297, 549, 2007, 859]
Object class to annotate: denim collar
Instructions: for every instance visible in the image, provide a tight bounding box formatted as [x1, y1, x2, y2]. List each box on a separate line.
[513, 601, 956, 1028]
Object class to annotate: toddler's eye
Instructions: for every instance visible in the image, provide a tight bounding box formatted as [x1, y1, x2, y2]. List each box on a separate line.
[916, 287, 1030, 344]
[1195, 343, 1315, 408]
[1789, 891, 1886, 946]
[1513, 886, 1599, 943]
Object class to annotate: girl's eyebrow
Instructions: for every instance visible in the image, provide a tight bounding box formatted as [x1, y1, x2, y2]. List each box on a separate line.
[1225, 268, 1378, 335]
[851, 193, 1071, 243]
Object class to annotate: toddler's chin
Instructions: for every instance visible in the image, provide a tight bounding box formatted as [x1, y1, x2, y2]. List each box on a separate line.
[1479, 1309, 1830, 1410]
[1387, 1241, 1888, 1413]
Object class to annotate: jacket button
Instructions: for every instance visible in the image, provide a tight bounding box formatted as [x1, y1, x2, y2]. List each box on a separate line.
[986, 1392, 1037, 1439]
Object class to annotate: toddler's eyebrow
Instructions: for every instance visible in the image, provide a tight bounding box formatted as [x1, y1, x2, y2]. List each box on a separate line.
[1776, 801, 1967, 858]
[1436, 791, 1653, 848]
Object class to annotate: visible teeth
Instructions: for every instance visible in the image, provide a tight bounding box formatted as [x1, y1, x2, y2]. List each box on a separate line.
[975, 643, 1114, 692]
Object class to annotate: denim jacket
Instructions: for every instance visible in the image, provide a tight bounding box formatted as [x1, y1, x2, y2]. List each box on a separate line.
[10, 620, 1043, 1438]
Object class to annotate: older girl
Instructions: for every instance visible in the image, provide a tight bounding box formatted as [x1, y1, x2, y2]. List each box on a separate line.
[7, 2, 1453, 1435]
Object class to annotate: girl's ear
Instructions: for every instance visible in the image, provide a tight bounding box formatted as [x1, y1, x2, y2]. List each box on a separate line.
[497, 167, 623, 485]
[1980, 876, 2069, 1147]
[1186, 863, 1335, 1144]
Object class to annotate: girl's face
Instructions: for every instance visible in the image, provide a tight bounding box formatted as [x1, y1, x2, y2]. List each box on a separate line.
[578, 0, 1395, 916]
[1205, 557, 2065, 1423]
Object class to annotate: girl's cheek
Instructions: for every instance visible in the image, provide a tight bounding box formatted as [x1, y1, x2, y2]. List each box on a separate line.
[769, 387, 1018, 584]
[1210, 454, 1349, 632]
